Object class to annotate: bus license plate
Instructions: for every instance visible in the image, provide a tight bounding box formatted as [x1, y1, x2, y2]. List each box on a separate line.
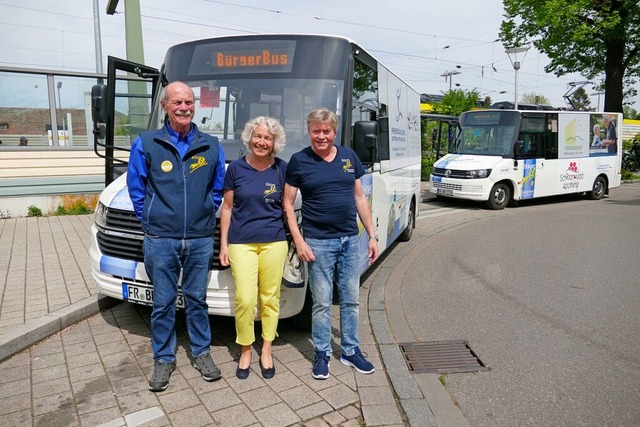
[122, 283, 185, 308]
[437, 188, 453, 196]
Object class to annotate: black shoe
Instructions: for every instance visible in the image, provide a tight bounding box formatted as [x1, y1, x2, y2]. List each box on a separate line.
[236, 362, 250, 380]
[148, 360, 176, 392]
[259, 358, 275, 379]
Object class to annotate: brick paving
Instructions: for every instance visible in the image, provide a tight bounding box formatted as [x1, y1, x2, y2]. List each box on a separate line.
[0, 214, 409, 426]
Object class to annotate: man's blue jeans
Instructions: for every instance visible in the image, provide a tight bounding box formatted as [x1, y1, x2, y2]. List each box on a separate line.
[306, 235, 360, 357]
[144, 235, 213, 362]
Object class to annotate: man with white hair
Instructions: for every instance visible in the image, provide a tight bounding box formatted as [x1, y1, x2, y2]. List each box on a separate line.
[127, 81, 226, 392]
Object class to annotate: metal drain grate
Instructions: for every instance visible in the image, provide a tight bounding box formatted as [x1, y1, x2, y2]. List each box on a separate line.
[399, 340, 489, 374]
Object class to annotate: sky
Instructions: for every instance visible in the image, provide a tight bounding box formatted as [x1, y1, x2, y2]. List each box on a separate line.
[0, 0, 637, 110]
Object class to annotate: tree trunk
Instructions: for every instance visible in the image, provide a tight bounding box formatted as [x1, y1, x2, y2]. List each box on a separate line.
[603, 36, 625, 113]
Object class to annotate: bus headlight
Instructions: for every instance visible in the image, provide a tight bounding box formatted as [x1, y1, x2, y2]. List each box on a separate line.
[94, 202, 108, 228]
[466, 169, 490, 178]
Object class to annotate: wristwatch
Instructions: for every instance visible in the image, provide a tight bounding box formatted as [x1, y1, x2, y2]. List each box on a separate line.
[369, 235, 379, 242]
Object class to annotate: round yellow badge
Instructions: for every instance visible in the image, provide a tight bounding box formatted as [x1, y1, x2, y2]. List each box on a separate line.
[161, 160, 173, 172]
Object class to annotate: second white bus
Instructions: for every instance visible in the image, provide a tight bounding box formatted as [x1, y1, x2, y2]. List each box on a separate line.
[430, 110, 623, 209]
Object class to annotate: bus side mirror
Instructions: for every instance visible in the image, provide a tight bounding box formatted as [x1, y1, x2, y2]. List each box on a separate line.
[91, 84, 108, 140]
[353, 121, 378, 164]
[514, 140, 524, 157]
[91, 84, 108, 124]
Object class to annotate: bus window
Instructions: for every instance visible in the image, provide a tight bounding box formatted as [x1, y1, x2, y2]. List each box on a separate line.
[352, 59, 378, 123]
[351, 58, 379, 164]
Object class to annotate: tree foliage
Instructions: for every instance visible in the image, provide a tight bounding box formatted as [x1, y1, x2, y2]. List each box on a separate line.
[623, 105, 639, 119]
[521, 92, 550, 105]
[568, 87, 593, 111]
[431, 89, 480, 116]
[500, 0, 640, 113]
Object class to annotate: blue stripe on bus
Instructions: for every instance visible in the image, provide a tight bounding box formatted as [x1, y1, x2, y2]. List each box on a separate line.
[100, 255, 137, 278]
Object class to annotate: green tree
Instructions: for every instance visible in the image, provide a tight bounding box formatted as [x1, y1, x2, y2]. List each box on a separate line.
[622, 105, 639, 119]
[431, 89, 480, 116]
[353, 61, 377, 99]
[568, 87, 593, 111]
[521, 92, 550, 105]
[500, 0, 640, 113]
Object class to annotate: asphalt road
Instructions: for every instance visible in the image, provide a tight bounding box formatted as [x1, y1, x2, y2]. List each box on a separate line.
[408, 183, 640, 426]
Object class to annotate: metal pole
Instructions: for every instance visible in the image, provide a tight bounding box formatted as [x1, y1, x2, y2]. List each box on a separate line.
[514, 66, 519, 110]
[57, 82, 66, 145]
[92, 0, 104, 75]
[505, 46, 529, 111]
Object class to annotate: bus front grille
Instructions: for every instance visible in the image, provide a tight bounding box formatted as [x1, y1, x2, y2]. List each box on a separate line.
[432, 181, 463, 191]
[97, 209, 226, 270]
[433, 168, 469, 179]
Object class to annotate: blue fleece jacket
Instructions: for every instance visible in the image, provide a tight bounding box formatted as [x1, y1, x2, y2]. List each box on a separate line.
[127, 123, 226, 238]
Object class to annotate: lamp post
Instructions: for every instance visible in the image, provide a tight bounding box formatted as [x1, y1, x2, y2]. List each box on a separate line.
[56, 81, 62, 110]
[56, 81, 66, 145]
[505, 45, 530, 110]
[440, 67, 461, 91]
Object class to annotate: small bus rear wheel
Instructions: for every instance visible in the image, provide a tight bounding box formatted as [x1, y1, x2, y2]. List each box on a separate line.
[587, 176, 607, 200]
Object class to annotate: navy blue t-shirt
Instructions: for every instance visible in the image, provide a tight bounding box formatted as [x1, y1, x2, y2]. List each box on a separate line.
[223, 156, 287, 244]
[285, 145, 365, 239]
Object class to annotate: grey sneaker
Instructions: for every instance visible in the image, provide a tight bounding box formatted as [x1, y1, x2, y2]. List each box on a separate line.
[148, 360, 176, 392]
[192, 353, 222, 382]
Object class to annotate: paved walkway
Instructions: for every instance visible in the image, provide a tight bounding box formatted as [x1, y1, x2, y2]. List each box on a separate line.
[0, 211, 437, 426]
[0, 181, 472, 426]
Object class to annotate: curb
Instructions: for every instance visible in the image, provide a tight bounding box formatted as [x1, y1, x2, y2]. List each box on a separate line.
[368, 215, 494, 426]
[0, 294, 120, 362]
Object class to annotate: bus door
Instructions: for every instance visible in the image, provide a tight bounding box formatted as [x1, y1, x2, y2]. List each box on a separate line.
[91, 56, 159, 186]
[515, 114, 557, 199]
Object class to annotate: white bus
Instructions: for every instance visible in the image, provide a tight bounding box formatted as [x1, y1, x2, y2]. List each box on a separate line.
[89, 34, 421, 329]
[430, 110, 623, 209]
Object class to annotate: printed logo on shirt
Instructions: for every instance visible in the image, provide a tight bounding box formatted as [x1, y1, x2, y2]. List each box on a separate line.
[161, 160, 173, 172]
[263, 183, 278, 203]
[342, 159, 355, 173]
[190, 155, 208, 173]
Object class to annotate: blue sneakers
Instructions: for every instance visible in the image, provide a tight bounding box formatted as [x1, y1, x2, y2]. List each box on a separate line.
[340, 347, 375, 374]
[312, 351, 330, 379]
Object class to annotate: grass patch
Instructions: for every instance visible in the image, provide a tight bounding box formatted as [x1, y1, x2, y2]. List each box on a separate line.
[439, 374, 446, 386]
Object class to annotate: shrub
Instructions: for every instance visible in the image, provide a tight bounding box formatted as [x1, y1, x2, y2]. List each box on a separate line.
[51, 195, 96, 216]
[27, 205, 43, 217]
[421, 151, 436, 181]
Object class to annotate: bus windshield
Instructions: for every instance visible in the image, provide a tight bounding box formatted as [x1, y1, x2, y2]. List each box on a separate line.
[150, 77, 344, 163]
[453, 111, 520, 157]
[146, 35, 354, 163]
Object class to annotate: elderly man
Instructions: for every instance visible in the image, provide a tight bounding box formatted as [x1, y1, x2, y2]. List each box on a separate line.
[127, 81, 226, 392]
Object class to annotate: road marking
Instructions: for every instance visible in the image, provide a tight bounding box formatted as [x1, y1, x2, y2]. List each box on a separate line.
[417, 207, 470, 220]
[97, 407, 165, 427]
